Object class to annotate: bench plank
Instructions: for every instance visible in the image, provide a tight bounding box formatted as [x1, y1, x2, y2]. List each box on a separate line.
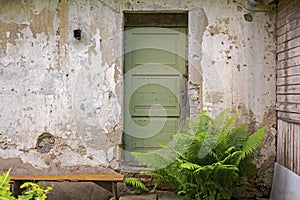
[10, 174, 124, 200]
[11, 174, 124, 182]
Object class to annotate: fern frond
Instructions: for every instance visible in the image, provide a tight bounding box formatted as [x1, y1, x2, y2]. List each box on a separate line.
[204, 180, 223, 192]
[197, 134, 218, 160]
[132, 151, 174, 169]
[157, 141, 167, 148]
[224, 146, 236, 155]
[208, 149, 219, 161]
[140, 170, 165, 190]
[221, 150, 243, 166]
[140, 170, 171, 184]
[173, 133, 194, 154]
[210, 109, 228, 131]
[182, 117, 202, 136]
[239, 155, 258, 176]
[208, 163, 239, 188]
[241, 127, 266, 159]
[197, 110, 230, 160]
[214, 113, 237, 147]
[180, 162, 201, 171]
[227, 124, 248, 148]
[183, 131, 207, 162]
[221, 111, 238, 136]
[197, 110, 212, 133]
[194, 164, 211, 175]
[124, 177, 149, 192]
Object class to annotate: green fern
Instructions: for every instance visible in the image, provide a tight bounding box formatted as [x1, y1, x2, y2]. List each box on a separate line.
[132, 150, 175, 169]
[180, 162, 201, 171]
[227, 124, 248, 148]
[140, 171, 165, 188]
[221, 150, 243, 166]
[242, 127, 266, 159]
[124, 177, 149, 193]
[132, 109, 266, 200]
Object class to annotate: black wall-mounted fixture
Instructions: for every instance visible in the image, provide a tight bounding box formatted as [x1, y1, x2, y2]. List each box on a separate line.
[73, 29, 81, 40]
[244, 13, 253, 22]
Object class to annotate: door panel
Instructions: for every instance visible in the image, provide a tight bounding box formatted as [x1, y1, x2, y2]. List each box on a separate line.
[129, 75, 180, 117]
[126, 117, 179, 150]
[123, 27, 187, 162]
[124, 28, 186, 73]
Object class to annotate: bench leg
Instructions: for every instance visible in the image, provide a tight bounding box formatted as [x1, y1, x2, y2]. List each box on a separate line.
[95, 181, 119, 200]
[112, 182, 118, 200]
[12, 181, 23, 197]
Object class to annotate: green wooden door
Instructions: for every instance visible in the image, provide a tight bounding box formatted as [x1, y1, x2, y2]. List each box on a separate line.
[123, 27, 187, 162]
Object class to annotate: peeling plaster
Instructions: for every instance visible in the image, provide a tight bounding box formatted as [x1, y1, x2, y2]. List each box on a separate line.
[0, 0, 276, 196]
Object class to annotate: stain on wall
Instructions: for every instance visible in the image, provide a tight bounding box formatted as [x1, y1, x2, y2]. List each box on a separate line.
[0, 0, 122, 171]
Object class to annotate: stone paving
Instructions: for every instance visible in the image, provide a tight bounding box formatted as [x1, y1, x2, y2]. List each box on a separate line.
[119, 191, 184, 200]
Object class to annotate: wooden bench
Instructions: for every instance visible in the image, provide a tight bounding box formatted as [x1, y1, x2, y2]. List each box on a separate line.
[10, 174, 124, 200]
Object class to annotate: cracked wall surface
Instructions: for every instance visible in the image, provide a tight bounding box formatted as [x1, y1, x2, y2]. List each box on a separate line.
[0, 0, 276, 197]
[0, 0, 122, 171]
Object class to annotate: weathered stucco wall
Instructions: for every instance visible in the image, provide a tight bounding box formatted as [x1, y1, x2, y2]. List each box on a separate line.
[0, 0, 276, 197]
[0, 0, 123, 171]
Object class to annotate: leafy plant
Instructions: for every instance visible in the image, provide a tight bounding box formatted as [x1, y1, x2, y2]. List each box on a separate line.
[133, 109, 265, 200]
[124, 177, 149, 194]
[0, 170, 52, 200]
[0, 169, 15, 200]
[18, 182, 52, 200]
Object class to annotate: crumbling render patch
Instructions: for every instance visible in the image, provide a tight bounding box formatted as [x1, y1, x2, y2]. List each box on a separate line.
[36, 132, 55, 154]
[0, 132, 17, 150]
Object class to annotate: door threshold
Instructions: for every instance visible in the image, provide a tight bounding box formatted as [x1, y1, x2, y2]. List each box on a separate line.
[120, 162, 153, 173]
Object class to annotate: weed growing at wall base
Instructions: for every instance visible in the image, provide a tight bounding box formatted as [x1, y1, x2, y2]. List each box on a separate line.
[0, 170, 52, 200]
[133, 109, 265, 200]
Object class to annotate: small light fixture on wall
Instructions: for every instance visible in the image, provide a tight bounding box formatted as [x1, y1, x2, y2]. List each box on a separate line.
[244, 13, 253, 22]
[73, 29, 81, 40]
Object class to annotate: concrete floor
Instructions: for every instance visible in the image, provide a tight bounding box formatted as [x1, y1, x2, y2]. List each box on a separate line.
[119, 191, 184, 200]
[42, 181, 182, 200]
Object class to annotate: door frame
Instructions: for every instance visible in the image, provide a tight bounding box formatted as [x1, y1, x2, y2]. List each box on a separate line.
[121, 12, 189, 165]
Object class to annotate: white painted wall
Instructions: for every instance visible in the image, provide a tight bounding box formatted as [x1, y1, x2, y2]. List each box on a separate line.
[0, 0, 277, 196]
